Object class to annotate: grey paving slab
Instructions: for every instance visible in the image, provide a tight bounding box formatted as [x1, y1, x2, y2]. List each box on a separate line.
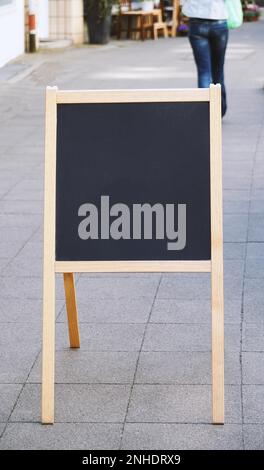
[223, 214, 248, 242]
[4, 143, 43, 153]
[224, 242, 246, 260]
[244, 278, 264, 303]
[0, 275, 65, 300]
[0, 423, 122, 450]
[223, 176, 252, 191]
[0, 188, 10, 199]
[0, 298, 64, 323]
[243, 299, 264, 323]
[250, 200, 264, 214]
[150, 298, 241, 324]
[243, 386, 264, 423]
[223, 200, 249, 214]
[29, 227, 43, 243]
[252, 176, 264, 190]
[75, 277, 159, 300]
[2, 187, 43, 201]
[242, 323, 264, 351]
[223, 189, 250, 202]
[142, 323, 240, 352]
[157, 276, 211, 300]
[121, 423, 243, 450]
[57, 298, 153, 324]
[0, 241, 26, 259]
[0, 424, 5, 439]
[56, 322, 145, 351]
[242, 352, 264, 385]
[0, 384, 23, 422]
[0, 200, 42, 215]
[0, 323, 40, 383]
[243, 425, 264, 450]
[10, 384, 130, 423]
[157, 275, 242, 300]
[162, 259, 244, 279]
[248, 214, 264, 241]
[245, 259, 264, 278]
[0, 227, 35, 243]
[223, 161, 253, 174]
[127, 385, 242, 424]
[0, 214, 41, 229]
[135, 351, 241, 385]
[28, 350, 138, 384]
[4, 177, 43, 190]
[224, 259, 245, 280]
[4, 256, 43, 278]
[0, 258, 9, 273]
[16, 241, 43, 259]
[251, 189, 264, 201]
[247, 242, 264, 258]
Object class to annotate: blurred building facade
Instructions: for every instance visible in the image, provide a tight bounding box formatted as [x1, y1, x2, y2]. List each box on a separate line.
[48, 0, 83, 45]
[0, 0, 24, 67]
[0, 0, 84, 67]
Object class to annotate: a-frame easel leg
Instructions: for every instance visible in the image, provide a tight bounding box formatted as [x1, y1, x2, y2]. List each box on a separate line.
[42, 86, 57, 425]
[210, 84, 224, 424]
[211, 269, 224, 424]
[42, 271, 56, 424]
[63, 273, 80, 348]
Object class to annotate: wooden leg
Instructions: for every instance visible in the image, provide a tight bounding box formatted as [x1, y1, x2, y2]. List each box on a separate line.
[153, 25, 158, 40]
[211, 266, 224, 424]
[210, 84, 224, 424]
[42, 86, 57, 425]
[42, 270, 55, 424]
[63, 273, 80, 348]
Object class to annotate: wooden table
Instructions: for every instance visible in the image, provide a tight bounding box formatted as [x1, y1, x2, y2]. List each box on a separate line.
[117, 10, 155, 41]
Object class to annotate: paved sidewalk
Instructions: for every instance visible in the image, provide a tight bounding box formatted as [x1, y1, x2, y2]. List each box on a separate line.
[0, 19, 264, 450]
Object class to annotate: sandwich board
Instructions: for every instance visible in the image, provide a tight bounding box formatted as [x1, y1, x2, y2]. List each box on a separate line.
[42, 85, 224, 424]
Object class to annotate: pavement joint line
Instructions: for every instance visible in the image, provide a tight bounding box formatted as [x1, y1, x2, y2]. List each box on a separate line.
[119, 274, 163, 450]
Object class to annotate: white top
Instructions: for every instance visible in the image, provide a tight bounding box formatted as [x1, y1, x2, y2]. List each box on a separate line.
[181, 0, 228, 20]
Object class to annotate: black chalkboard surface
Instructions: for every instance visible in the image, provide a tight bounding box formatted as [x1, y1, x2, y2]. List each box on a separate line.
[56, 101, 211, 261]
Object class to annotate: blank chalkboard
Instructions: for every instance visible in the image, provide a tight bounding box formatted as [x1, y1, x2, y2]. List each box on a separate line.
[55, 101, 211, 262]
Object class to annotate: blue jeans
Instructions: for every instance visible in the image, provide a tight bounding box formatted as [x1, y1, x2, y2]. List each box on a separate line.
[189, 18, 229, 116]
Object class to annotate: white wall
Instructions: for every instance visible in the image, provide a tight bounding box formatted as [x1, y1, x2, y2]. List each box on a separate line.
[37, 0, 49, 40]
[0, 0, 24, 67]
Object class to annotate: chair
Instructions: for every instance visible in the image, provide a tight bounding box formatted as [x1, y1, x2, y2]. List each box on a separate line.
[153, 7, 168, 39]
[161, 0, 180, 37]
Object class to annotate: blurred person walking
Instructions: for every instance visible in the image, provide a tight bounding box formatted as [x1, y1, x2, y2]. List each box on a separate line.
[181, 0, 229, 116]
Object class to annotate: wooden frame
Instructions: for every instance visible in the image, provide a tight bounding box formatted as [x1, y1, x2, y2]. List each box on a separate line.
[42, 85, 224, 424]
